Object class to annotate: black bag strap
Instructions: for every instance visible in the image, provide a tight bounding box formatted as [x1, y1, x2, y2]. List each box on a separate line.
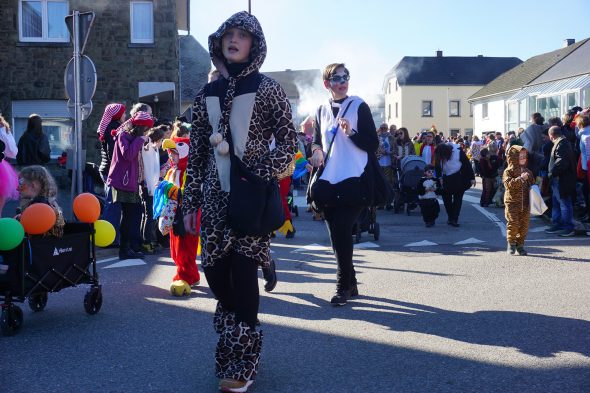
[322, 99, 354, 165]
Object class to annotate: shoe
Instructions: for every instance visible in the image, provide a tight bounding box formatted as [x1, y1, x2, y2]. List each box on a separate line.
[330, 289, 351, 306]
[119, 249, 144, 260]
[262, 259, 277, 292]
[141, 243, 155, 254]
[350, 282, 359, 297]
[558, 229, 576, 237]
[219, 378, 254, 392]
[447, 221, 460, 227]
[285, 228, 295, 239]
[507, 243, 516, 255]
[545, 225, 562, 234]
[515, 246, 527, 256]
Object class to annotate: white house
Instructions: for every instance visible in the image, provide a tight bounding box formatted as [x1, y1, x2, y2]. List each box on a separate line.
[469, 38, 590, 137]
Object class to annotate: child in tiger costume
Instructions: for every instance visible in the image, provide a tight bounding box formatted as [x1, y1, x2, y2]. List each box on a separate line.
[503, 145, 535, 256]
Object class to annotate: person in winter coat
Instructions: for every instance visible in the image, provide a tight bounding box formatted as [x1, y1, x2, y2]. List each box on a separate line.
[503, 145, 535, 256]
[521, 112, 546, 176]
[182, 12, 297, 392]
[16, 114, 50, 165]
[97, 103, 127, 181]
[107, 111, 154, 260]
[309, 63, 378, 306]
[576, 114, 590, 222]
[545, 126, 577, 237]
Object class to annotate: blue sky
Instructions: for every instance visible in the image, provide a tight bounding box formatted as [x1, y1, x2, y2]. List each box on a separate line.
[190, 0, 589, 97]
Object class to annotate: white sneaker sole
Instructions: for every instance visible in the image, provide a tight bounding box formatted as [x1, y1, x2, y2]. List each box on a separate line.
[220, 380, 253, 392]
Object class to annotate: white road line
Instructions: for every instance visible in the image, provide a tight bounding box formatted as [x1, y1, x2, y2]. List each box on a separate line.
[454, 238, 486, 245]
[355, 242, 380, 249]
[96, 256, 119, 264]
[103, 259, 146, 269]
[471, 204, 506, 237]
[292, 243, 329, 252]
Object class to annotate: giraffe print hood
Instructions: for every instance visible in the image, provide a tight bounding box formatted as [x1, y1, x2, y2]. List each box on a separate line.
[208, 11, 266, 80]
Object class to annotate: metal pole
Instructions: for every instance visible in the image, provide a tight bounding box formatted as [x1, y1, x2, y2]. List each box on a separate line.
[248, 0, 251, 13]
[74, 11, 83, 195]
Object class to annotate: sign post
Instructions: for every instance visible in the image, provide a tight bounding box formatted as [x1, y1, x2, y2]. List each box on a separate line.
[64, 11, 95, 205]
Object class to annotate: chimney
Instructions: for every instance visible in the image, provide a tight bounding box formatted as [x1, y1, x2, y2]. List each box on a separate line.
[436, 50, 443, 57]
[563, 39, 575, 48]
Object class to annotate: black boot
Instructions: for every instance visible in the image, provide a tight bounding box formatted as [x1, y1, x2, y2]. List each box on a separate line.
[516, 245, 528, 256]
[330, 288, 351, 306]
[507, 243, 516, 255]
[262, 259, 277, 292]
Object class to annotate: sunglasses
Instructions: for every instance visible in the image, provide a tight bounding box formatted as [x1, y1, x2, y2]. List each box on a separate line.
[330, 74, 350, 84]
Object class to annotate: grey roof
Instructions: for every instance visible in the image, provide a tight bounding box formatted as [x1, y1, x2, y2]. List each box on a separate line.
[263, 69, 322, 99]
[388, 56, 522, 87]
[530, 39, 590, 85]
[180, 35, 210, 102]
[469, 38, 590, 101]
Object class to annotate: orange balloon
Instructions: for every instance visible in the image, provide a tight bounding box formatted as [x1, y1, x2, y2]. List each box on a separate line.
[21, 203, 56, 235]
[73, 193, 101, 223]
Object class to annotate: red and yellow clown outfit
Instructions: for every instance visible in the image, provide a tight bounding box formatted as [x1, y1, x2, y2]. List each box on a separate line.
[162, 137, 201, 296]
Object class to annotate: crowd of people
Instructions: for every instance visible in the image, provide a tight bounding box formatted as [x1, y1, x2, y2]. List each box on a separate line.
[1, 9, 590, 392]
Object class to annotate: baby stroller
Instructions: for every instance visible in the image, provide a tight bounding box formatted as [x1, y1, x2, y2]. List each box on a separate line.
[394, 156, 427, 215]
[353, 206, 379, 243]
[0, 223, 102, 336]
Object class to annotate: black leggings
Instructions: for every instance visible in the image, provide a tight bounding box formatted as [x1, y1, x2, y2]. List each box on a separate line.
[442, 189, 465, 223]
[119, 202, 142, 252]
[323, 205, 363, 291]
[204, 252, 259, 329]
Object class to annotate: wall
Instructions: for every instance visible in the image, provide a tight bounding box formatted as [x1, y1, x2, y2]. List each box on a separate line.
[0, 0, 180, 162]
[472, 98, 507, 137]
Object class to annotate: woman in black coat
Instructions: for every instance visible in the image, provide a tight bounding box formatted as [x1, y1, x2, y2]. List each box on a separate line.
[435, 143, 476, 227]
[16, 114, 50, 165]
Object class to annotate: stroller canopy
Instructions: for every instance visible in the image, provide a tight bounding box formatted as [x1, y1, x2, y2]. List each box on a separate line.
[400, 156, 427, 174]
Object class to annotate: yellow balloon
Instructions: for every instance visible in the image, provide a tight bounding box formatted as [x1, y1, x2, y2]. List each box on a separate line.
[94, 220, 116, 247]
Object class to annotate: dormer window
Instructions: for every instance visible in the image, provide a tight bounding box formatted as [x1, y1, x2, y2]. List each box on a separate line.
[130, 1, 154, 44]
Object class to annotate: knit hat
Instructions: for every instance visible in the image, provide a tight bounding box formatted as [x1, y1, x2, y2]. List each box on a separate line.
[97, 103, 125, 142]
[130, 111, 154, 128]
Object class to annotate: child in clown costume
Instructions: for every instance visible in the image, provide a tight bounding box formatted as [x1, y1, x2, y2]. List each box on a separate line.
[160, 136, 201, 296]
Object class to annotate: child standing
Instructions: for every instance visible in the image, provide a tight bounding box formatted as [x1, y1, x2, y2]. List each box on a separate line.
[140, 125, 166, 254]
[503, 145, 534, 255]
[417, 165, 441, 227]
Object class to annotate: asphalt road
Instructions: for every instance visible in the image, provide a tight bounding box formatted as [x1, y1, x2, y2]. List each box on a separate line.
[2, 187, 589, 393]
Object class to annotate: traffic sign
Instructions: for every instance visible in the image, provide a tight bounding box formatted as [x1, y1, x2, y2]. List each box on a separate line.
[65, 12, 95, 55]
[67, 100, 93, 120]
[64, 55, 97, 104]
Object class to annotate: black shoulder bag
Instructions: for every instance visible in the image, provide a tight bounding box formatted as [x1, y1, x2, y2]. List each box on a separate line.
[225, 128, 285, 237]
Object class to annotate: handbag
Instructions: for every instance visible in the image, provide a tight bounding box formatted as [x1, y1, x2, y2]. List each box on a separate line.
[529, 184, 548, 216]
[225, 128, 285, 236]
[307, 101, 368, 211]
[158, 199, 177, 236]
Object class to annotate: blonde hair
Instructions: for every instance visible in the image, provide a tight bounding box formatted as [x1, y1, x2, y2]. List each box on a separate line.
[19, 165, 58, 199]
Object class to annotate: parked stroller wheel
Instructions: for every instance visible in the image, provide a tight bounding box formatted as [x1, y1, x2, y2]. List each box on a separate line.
[1, 305, 23, 336]
[28, 293, 48, 312]
[84, 287, 103, 315]
[373, 223, 380, 241]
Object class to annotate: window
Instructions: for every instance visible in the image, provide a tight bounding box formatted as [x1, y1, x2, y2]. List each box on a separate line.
[482, 103, 488, 119]
[395, 80, 399, 91]
[130, 1, 154, 44]
[19, 0, 69, 42]
[449, 100, 460, 117]
[450, 129, 460, 137]
[469, 103, 473, 117]
[537, 95, 560, 120]
[388, 82, 391, 94]
[464, 128, 473, 137]
[395, 102, 398, 118]
[422, 101, 432, 117]
[506, 101, 518, 133]
[567, 92, 577, 109]
[387, 104, 391, 120]
[519, 99, 527, 129]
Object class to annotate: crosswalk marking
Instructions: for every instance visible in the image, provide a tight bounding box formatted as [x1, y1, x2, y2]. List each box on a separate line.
[96, 256, 119, 264]
[354, 242, 380, 249]
[292, 243, 328, 252]
[404, 240, 438, 247]
[103, 259, 146, 269]
[454, 237, 485, 245]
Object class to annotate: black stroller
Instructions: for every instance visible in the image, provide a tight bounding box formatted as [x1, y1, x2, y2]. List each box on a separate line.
[394, 156, 427, 215]
[0, 223, 102, 336]
[353, 207, 379, 243]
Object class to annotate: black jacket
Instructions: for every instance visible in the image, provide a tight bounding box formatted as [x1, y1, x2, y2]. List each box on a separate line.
[548, 136, 576, 198]
[98, 120, 121, 179]
[16, 132, 50, 165]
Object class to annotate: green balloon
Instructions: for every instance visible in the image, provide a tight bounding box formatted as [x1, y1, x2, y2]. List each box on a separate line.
[0, 218, 25, 251]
